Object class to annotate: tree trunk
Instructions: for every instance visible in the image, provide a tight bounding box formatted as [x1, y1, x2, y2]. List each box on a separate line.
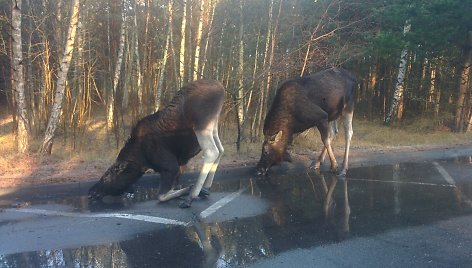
[40, 0, 80, 154]
[255, 0, 274, 138]
[179, 0, 187, 85]
[235, 0, 245, 151]
[201, 0, 216, 77]
[237, 0, 245, 126]
[385, 20, 410, 126]
[367, 62, 378, 119]
[11, 0, 30, 154]
[107, 3, 126, 130]
[193, 0, 205, 80]
[155, 0, 174, 111]
[454, 31, 472, 132]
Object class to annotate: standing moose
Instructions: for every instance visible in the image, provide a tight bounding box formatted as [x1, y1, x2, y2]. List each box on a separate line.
[89, 79, 225, 208]
[256, 67, 357, 176]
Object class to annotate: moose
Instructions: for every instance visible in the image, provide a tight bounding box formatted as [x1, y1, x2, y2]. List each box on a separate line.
[88, 79, 225, 208]
[256, 67, 356, 176]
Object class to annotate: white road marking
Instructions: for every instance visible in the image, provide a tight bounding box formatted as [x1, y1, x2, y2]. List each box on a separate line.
[433, 161, 472, 208]
[5, 188, 248, 225]
[200, 188, 247, 219]
[5, 208, 189, 226]
[348, 178, 455, 187]
[432, 161, 456, 186]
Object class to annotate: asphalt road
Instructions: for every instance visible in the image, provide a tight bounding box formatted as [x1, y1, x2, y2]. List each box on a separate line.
[0, 146, 472, 267]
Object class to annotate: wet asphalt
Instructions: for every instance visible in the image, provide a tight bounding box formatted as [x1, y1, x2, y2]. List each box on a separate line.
[0, 146, 472, 267]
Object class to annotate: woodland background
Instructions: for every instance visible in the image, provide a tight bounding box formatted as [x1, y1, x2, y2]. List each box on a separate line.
[0, 0, 471, 156]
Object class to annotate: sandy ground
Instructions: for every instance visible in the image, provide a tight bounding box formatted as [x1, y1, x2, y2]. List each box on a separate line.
[1, 143, 471, 189]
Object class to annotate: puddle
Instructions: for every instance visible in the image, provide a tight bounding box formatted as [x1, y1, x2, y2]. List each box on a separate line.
[1, 158, 472, 267]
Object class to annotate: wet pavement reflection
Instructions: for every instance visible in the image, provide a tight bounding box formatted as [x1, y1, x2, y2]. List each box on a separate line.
[1, 157, 472, 267]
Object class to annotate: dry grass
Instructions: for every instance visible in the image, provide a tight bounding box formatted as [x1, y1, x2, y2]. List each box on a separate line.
[1, 113, 471, 188]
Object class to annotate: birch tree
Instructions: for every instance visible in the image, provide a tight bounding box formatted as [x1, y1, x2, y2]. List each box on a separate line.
[179, 0, 187, 85]
[236, 0, 245, 127]
[193, 0, 204, 80]
[155, 0, 174, 111]
[235, 0, 245, 150]
[40, 0, 80, 154]
[255, 0, 274, 138]
[385, 20, 410, 126]
[106, 2, 126, 129]
[11, 0, 29, 154]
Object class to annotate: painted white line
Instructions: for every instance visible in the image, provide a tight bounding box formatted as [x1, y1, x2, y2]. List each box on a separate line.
[348, 178, 455, 188]
[200, 188, 247, 219]
[433, 162, 472, 208]
[433, 161, 456, 186]
[5, 208, 189, 226]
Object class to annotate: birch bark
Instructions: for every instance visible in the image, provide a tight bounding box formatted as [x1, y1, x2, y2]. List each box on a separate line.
[193, 0, 205, 80]
[40, 0, 80, 154]
[11, 0, 30, 154]
[385, 20, 410, 126]
[179, 0, 187, 85]
[106, 4, 126, 129]
[155, 0, 174, 111]
[237, 0, 245, 126]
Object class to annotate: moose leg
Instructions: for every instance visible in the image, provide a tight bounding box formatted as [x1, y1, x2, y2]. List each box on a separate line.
[317, 122, 338, 172]
[315, 120, 338, 168]
[202, 122, 224, 194]
[180, 124, 220, 208]
[157, 167, 192, 202]
[339, 111, 353, 176]
[311, 121, 338, 171]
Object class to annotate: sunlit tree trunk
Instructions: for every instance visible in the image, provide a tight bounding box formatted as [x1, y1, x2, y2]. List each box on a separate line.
[235, 0, 245, 151]
[201, 0, 216, 77]
[40, 0, 80, 154]
[237, 0, 245, 127]
[156, 0, 174, 111]
[249, 24, 262, 141]
[11, 0, 30, 154]
[255, 0, 274, 138]
[454, 31, 472, 132]
[179, 0, 187, 85]
[193, 0, 205, 80]
[367, 62, 378, 119]
[128, 0, 142, 114]
[428, 61, 440, 116]
[385, 20, 410, 126]
[107, 3, 126, 130]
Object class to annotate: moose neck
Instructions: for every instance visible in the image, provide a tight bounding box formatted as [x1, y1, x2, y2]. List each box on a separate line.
[266, 119, 293, 151]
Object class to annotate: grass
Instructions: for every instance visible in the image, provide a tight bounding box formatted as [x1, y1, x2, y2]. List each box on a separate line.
[1, 113, 471, 172]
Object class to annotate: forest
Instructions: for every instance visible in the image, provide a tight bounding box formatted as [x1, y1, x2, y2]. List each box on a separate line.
[0, 0, 471, 156]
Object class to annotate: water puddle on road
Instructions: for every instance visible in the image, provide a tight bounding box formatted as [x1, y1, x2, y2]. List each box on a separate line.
[1, 157, 472, 267]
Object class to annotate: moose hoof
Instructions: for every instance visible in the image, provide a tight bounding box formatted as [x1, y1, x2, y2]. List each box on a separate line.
[309, 161, 321, 170]
[199, 187, 210, 198]
[337, 169, 347, 177]
[179, 198, 193, 208]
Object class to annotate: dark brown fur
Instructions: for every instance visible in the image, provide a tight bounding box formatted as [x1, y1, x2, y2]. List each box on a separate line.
[257, 67, 356, 175]
[89, 79, 225, 201]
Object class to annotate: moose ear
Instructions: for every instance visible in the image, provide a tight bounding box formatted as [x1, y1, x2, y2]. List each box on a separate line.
[269, 131, 283, 143]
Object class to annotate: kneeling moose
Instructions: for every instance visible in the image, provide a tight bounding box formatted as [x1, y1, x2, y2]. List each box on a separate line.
[88, 80, 225, 208]
[256, 67, 356, 176]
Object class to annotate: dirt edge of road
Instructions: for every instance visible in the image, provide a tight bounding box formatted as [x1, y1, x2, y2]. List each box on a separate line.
[1, 143, 472, 189]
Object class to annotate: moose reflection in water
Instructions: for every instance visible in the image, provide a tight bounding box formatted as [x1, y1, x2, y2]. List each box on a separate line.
[256, 67, 357, 176]
[2, 172, 350, 267]
[88, 79, 225, 208]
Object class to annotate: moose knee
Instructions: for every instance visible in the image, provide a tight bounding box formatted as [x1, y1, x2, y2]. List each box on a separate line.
[203, 147, 219, 162]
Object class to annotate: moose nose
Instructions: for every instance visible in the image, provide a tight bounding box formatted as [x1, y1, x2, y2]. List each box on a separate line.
[256, 167, 268, 177]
